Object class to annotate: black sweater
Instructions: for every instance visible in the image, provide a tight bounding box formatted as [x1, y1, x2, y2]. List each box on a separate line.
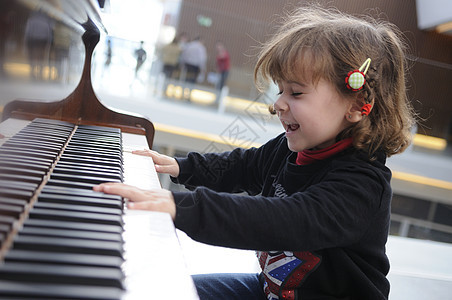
[172, 133, 392, 300]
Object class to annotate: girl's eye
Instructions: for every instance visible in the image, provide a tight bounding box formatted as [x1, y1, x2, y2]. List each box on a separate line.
[291, 92, 303, 96]
[277, 91, 283, 96]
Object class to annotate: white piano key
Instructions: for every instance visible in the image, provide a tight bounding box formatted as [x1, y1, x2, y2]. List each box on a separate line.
[121, 133, 198, 299]
[122, 210, 199, 300]
[122, 133, 161, 190]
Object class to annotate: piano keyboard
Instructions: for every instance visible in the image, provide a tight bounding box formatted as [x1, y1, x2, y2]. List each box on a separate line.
[0, 118, 199, 299]
[0, 118, 127, 299]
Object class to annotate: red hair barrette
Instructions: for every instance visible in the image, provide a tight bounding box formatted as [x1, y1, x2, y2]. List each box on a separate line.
[361, 103, 372, 116]
[345, 58, 371, 91]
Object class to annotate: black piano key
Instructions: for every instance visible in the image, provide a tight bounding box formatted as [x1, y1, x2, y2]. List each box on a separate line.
[0, 204, 23, 218]
[0, 224, 10, 234]
[10, 131, 68, 144]
[52, 166, 122, 181]
[0, 165, 46, 177]
[12, 235, 123, 257]
[59, 153, 122, 168]
[19, 128, 72, 138]
[0, 280, 123, 300]
[23, 218, 123, 234]
[0, 262, 124, 288]
[5, 249, 123, 268]
[0, 160, 51, 172]
[0, 198, 27, 208]
[33, 202, 122, 216]
[23, 122, 73, 131]
[72, 128, 119, 135]
[0, 180, 38, 191]
[62, 148, 123, 162]
[52, 161, 123, 177]
[69, 139, 121, 148]
[72, 131, 121, 139]
[0, 147, 57, 160]
[0, 173, 44, 185]
[50, 173, 121, 185]
[3, 140, 62, 153]
[38, 193, 122, 209]
[41, 185, 123, 201]
[73, 127, 120, 135]
[8, 135, 64, 147]
[66, 143, 121, 154]
[18, 226, 122, 242]
[65, 144, 121, 154]
[0, 153, 54, 166]
[66, 143, 121, 155]
[69, 132, 120, 140]
[0, 188, 34, 201]
[19, 120, 70, 127]
[0, 216, 15, 227]
[28, 207, 123, 226]
[46, 178, 97, 190]
[72, 127, 120, 135]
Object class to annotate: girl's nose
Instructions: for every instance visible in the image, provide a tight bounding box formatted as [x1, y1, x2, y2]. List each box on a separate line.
[273, 96, 288, 114]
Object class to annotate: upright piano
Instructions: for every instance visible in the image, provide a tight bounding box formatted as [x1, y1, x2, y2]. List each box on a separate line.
[0, 0, 198, 299]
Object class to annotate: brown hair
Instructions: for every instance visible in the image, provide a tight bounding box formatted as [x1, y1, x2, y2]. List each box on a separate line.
[254, 5, 416, 157]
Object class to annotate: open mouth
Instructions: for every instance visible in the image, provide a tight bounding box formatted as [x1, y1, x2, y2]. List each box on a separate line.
[283, 121, 300, 132]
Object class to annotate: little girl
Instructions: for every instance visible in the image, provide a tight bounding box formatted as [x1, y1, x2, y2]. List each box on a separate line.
[94, 5, 415, 300]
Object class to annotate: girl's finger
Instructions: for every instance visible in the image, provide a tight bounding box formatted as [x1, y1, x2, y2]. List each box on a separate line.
[93, 182, 143, 200]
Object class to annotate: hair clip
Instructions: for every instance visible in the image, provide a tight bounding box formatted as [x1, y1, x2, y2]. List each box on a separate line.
[345, 58, 371, 91]
[361, 103, 372, 116]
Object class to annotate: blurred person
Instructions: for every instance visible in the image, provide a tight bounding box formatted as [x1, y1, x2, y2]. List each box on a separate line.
[162, 37, 182, 80]
[100, 38, 113, 80]
[51, 23, 72, 82]
[134, 40, 147, 78]
[180, 36, 207, 85]
[105, 38, 112, 69]
[177, 32, 189, 51]
[25, 10, 54, 80]
[215, 41, 230, 91]
[160, 37, 182, 96]
[175, 32, 189, 82]
[94, 5, 416, 300]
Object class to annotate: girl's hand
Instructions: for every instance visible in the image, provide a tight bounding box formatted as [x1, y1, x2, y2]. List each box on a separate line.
[132, 149, 180, 177]
[93, 183, 176, 220]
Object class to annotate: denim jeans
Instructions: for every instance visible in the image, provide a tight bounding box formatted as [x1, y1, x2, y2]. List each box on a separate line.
[192, 273, 266, 300]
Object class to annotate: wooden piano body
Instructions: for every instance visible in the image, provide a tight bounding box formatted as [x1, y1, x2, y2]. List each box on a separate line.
[1, 0, 155, 148]
[0, 0, 198, 299]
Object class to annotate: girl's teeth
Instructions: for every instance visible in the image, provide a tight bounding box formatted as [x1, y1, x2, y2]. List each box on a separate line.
[286, 123, 300, 131]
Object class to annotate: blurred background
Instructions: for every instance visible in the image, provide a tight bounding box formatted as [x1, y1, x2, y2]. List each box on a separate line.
[0, 0, 451, 298]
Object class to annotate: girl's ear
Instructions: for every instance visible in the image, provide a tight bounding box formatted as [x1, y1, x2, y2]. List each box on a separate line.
[345, 93, 368, 123]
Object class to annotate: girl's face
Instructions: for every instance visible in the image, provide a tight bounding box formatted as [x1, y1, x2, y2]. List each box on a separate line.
[274, 77, 352, 152]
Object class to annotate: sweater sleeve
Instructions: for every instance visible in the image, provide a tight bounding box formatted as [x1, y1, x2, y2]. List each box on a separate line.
[173, 160, 391, 252]
[172, 134, 286, 195]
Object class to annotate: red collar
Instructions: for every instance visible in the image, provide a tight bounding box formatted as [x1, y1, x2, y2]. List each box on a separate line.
[296, 138, 353, 165]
